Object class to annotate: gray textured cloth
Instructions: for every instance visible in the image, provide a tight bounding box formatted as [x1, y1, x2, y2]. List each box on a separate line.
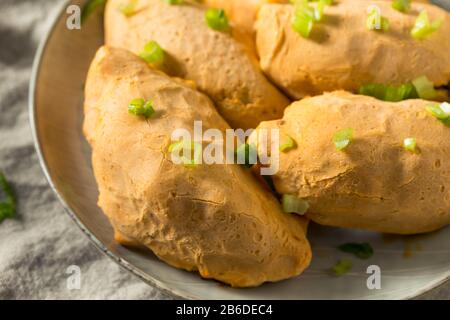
[0, 0, 447, 300]
[0, 0, 169, 300]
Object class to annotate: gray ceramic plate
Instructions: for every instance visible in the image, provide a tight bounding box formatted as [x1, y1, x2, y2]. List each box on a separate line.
[30, 0, 450, 299]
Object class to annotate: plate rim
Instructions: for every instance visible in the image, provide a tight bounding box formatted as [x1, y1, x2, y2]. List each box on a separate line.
[28, 0, 449, 300]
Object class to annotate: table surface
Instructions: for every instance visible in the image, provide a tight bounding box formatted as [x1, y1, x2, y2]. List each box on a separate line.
[0, 0, 448, 299]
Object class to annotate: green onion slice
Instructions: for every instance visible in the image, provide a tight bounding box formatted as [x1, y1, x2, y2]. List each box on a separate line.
[81, 0, 106, 24]
[0, 172, 16, 223]
[169, 140, 202, 167]
[426, 102, 450, 125]
[139, 41, 165, 66]
[282, 194, 310, 215]
[366, 7, 390, 31]
[205, 9, 230, 31]
[292, 8, 315, 38]
[128, 98, 156, 118]
[412, 76, 437, 100]
[411, 10, 443, 40]
[403, 137, 417, 153]
[359, 83, 417, 102]
[236, 143, 258, 168]
[314, 0, 328, 21]
[164, 0, 183, 4]
[333, 128, 354, 151]
[392, 0, 411, 13]
[338, 243, 374, 259]
[119, 0, 137, 17]
[291, 0, 330, 37]
[332, 259, 353, 276]
[359, 75, 436, 102]
[279, 135, 296, 152]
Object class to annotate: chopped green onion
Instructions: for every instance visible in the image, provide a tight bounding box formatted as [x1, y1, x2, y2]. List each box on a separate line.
[292, 0, 330, 37]
[236, 143, 257, 168]
[427, 102, 450, 119]
[205, 9, 230, 31]
[440, 102, 450, 114]
[168, 140, 202, 167]
[81, 0, 106, 24]
[164, 0, 183, 4]
[282, 194, 310, 215]
[333, 128, 354, 151]
[332, 259, 352, 276]
[360, 84, 388, 101]
[426, 102, 450, 125]
[366, 8, 390, 31]
[384, 83, 416, 102]
[392, 0, 411, 13]
[139, 41, 165, 66]
[390, 84, 415, 101]
[280, 135, 296, 152]
[119, 0, 137, 17]
[359, 83, 417, 102]
[0, 172, 16, 223]
[128, 98, 156, 118]
[338, 243, 374, 259]
[314, 0, 328, 22]
[292, 8, 315, 38]
[411, 10, 443, 40]
[412, 76, 437, 100]
[403, 137, 417, 153]
[359, 76, 437, 102]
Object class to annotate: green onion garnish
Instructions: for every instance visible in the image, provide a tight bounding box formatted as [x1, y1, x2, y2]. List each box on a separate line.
[314, 0, 328, 22]
[139, 41, 165, 66]
[0, 172, 16, 223]
[366, 7, 389, 31]
[291, 0, 330, 37]
[119, 0, 137, 17]
[282, 194, 310, 215]
[392, 0, 411, 13]
[205, 9, 230, 31]
[403, 137, 417, 153]
[333, 128, 354, 151]
[426, 102, 450, 125]
[411, 76, 437, 100]
[411, 10, 443, 40]
[338, 243, 374, 260]
[280, 135, 296, 152]
[292, 7, 315, 38]
[332, 259, 352, 276]
[236, 143, 257, 168]
[164, 0, 183, 4]
[359, 83, 417, 102]
[359, 75, 436, 102]
[128, 98, 156, 118]
[81, 0, 106, 24]
[168, 140, 202, 167]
